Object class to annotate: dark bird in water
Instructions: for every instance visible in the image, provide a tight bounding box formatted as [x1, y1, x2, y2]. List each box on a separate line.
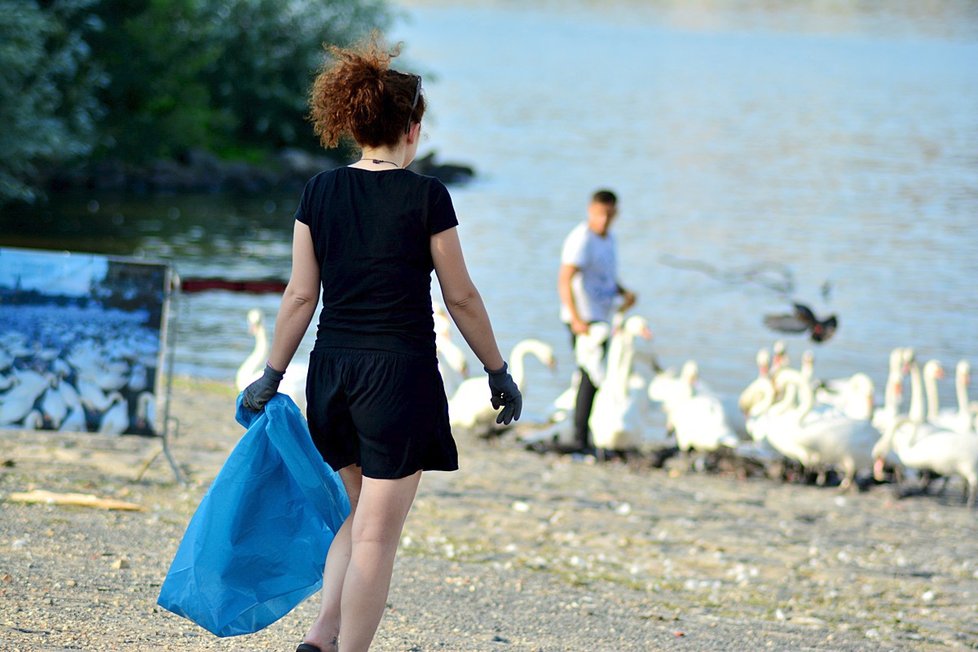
[763, 303, 838, 343]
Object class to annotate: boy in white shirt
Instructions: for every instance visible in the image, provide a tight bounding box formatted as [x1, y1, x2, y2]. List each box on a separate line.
[557, 189, 635, 453]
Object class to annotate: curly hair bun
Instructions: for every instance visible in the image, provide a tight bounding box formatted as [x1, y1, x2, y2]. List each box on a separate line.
[309, 35, 424, 149]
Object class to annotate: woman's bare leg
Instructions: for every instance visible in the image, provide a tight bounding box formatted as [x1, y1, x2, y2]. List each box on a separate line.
[338, 471, 422, 652]
[302, 465, 363, 651]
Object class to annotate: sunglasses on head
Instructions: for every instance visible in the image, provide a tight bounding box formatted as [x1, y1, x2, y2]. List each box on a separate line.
[405, 75, 421, 134]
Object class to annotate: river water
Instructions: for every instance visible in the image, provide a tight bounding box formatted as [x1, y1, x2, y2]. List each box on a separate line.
[3, 0, 977, 415]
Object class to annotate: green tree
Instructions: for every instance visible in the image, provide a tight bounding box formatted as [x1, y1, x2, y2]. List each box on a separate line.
[88, 0, 392, 161]
[87, 0, 223, 161]
[0, 0, 395, 204]
[201, 0, 392, 154]
[0, 0, 104, 204]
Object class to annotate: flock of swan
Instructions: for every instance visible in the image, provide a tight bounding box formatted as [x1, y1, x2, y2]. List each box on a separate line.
[236, 306, 978, 507]
[8, 294, 971, 511]
[0, 304, 160, 435]
[537, 319, 978, 506]
[435, 308, 978, 507]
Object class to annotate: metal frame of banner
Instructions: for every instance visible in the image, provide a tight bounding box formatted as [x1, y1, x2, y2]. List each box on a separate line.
[136, 266, 186, 485]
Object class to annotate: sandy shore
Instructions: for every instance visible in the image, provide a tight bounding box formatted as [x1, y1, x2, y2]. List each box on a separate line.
[1, 377, 977, 651]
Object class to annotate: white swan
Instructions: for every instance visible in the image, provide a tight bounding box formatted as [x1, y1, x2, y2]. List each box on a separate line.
[803, 350, 876, 421]
[51, 357, 72, 380]
[590, 315, 656, 451]
[40, 383, 68, 429]
[431, 301, 469, 396]
[59, 404, 87, 432]
[923, 359, 974, 435]
[668, 362, 739, 453]
[874, 352, 945, 462]
[98, 392, 129, 435]
[648, 358, 745, 440]
[745, 369, 816, 467]
[904, 349, 929, 425]
[94, 361, 130, 392]
[76, 375, 116, 412]
[751, 368, 880, 489]
[808, 349, 859, 399]
[815, 373, 876, 421]
[874, 416, 978, 506]
[436, 334, 468, 398]
[895, 352, 949, 437]
[65, 343, 102, 382]
[648, 361, 700, 432]
[648, 360, 696, 405]
[235, 309, 269, 390]
[432, 300, 452, 341]
[794, 369, 881, 489]
[449, 338, 556, 434]
[771, 339, 789, 374]
[872, 347, 908, 434]
[692, 370, 750, 439]
[738, 348, 772, 416]
[236, 308, 307, 410]
[769, 345, 806, 405]
[0, 370, 51, 425]
[127, 363, 149, 394]
[135, 391, 157, 432]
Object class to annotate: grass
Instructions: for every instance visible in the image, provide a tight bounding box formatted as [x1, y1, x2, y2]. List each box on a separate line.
[171, 375, 237, 397]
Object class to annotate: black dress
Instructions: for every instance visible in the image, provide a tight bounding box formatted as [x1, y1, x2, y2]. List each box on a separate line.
[295, 166, 460, 479]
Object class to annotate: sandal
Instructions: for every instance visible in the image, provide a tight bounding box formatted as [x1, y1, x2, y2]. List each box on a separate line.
[296, 644, 322, 652]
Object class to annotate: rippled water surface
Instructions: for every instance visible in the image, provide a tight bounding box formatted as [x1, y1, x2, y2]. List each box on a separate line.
[4, 0, 977, 413]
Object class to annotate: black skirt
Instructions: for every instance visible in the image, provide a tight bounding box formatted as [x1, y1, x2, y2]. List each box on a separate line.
[305, 345, 458, 479]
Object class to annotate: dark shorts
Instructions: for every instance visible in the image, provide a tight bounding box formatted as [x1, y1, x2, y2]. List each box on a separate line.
[305, 346, 459, 479]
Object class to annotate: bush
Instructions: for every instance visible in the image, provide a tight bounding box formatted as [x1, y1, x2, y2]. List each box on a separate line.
[0, 0, 104, 204]
[89, 0, 393, 162]
[202, 0, 393, 154]
[0, 0, 395, 205]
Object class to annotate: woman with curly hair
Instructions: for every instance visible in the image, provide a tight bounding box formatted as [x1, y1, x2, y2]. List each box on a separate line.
[241, 36, 522, 652]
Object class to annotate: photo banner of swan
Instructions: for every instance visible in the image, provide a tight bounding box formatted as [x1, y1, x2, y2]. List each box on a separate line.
[0, 246, 171, 436]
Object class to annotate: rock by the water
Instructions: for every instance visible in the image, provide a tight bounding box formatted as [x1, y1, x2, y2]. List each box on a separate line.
[408, 151, 475, 185]
[46, 147, 474, 195]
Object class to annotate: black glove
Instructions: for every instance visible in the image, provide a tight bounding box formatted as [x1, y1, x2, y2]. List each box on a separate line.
[241, 363, 284, 411]
[485, 362, 522, 425]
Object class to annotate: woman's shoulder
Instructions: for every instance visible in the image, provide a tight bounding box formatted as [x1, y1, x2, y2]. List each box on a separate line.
[306, 166, 344, 186]
[297, 167, 342, 200]
[401, 168, 448, 191]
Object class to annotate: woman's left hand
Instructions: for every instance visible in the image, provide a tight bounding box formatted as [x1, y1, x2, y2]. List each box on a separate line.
[484, 362, 522, 425]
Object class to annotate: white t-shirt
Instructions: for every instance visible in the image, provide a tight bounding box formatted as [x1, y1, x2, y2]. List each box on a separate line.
[560, 222, 618, 323]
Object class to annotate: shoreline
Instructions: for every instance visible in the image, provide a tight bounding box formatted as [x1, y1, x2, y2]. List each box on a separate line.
[1, 377, 976, 650]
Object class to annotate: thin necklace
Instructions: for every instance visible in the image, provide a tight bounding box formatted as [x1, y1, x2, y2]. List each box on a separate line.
[361, 157, 400, 168]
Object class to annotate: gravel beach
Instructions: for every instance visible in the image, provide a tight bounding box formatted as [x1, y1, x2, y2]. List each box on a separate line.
[2, 377, 977, 651]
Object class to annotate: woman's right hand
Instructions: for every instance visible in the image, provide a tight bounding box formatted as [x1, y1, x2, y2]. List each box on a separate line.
[241, 364, 284, 411]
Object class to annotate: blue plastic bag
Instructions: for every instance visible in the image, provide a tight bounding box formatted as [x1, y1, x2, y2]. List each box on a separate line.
[157, 394, 350, 637]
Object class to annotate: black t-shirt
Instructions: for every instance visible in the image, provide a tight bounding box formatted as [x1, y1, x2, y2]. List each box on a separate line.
[294, 166, 459, 355]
